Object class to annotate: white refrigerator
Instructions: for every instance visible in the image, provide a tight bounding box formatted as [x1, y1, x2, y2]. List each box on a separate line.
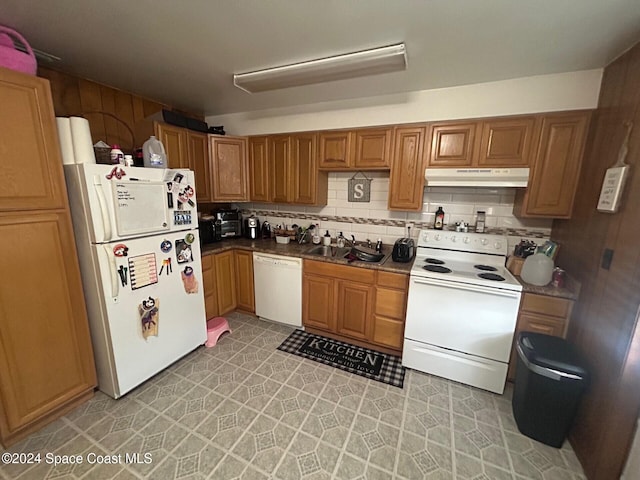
[64, 164, 207, 398]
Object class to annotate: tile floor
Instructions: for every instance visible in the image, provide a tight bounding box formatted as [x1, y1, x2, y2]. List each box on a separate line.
[0, 312, 586, 479]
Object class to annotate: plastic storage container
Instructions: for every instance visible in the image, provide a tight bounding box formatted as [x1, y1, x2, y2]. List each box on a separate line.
[142, 136, 167, 168]
[521, 252, 554, 286]
[512, 332, 589, 447]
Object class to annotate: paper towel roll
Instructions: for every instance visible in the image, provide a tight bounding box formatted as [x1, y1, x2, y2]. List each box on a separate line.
[69, 116, 96, 164]
[55, 117, 75, 165]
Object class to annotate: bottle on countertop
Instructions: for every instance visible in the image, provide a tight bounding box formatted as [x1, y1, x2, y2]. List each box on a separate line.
[110, 144, 124, 165]
[323, 230, 331, 246]
[312, 224, 321, 245]
[375, 238, 383, 253]
[337, 232, 346, 248]
[123, 154, 134, 167]
[434, 206, 445, 230]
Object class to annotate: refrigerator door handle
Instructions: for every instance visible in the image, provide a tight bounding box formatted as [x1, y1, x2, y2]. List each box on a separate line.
[93, 175, 112, 242]
[101, 244, 119, 300]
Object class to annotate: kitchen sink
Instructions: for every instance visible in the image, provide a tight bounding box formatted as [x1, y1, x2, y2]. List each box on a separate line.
[306, 245, 351, 257]
[305, 245, 389, 264]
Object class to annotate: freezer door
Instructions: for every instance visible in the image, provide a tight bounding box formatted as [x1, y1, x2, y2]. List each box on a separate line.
[70, 164, 198, 243]
[92, 229, 206, 397]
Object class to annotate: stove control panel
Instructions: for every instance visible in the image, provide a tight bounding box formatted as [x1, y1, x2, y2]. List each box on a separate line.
[418, 230, 508, 255]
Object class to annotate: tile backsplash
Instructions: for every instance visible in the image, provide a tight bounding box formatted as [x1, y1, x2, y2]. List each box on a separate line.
[236, 172, 551, 252]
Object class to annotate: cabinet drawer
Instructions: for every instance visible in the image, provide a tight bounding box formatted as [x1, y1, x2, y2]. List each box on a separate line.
[375, 287, 406, 320]
[303, 259, 375, 284]
[521, 293, 571, 318]
[372, 315, 404, 350]
[201, 254, 213, 270]
[376, 271, 408, 289]
[517, 311, 566, 337]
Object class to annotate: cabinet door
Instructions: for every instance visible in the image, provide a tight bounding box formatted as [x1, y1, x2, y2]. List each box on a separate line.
[270, 136, 291, 203]
[201, 254, 218, 320]
[372, 315, 404, 350]
[0, 69, 66, 211]
[478, 117, 536, 167]
[302, 274, 335, 332]
[517, 112, 590, 218]
[210, 136, 249, 202]
[0, 212, 96, 437]
[335, 280, 374, 341]
[156, 122, 188, 169]
[234, 250, 255, 313]
[214, 251, 237, 315]
[249, 136, 271, 202]
[291, 133, 318, 204]
[318, 131, 353, 169]
[353, 128, 393, 169]
[187, 131, 212, 203]
[388, 126, 427, 211]
[427, 122, 477, 167]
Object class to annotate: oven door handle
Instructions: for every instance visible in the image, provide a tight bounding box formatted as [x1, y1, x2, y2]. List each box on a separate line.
[411, 277, 521, 298]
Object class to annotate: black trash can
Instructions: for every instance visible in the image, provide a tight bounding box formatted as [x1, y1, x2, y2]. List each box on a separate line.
[512, 332, 589, 448]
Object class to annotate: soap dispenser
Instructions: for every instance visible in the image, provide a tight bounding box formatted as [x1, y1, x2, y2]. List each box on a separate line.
[336, 232, 346, 248]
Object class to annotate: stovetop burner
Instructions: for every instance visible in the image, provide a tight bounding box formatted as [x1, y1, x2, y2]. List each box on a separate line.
[424, 258, 445, 265]
[478, 272, 506, 281]
[423, 265, 452, 273]
[474, 264, 498, 272]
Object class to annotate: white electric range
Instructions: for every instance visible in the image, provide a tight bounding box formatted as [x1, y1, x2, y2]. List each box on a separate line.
[402, 229, 522, 394]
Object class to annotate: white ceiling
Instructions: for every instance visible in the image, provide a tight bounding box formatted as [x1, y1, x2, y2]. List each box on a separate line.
[2, 0, 640, 116]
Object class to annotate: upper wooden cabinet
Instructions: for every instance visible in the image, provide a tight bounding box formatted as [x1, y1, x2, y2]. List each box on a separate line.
[478, 117, 537, 167]
[319, 127, 393, 170]
[262, 133, 328, 206]
[248, 136, 271, 202]
[0, 68, 66, 212]
[270, 135, 292, 203]
[318, 130, 352, 169]
[426, 116, 537, 168]
[155, 122, 189, 169]
[428, 122, 478, 167]
[388, 126, 427, 211]
[209, 135, 249, 202]
[155, 122, 212, 202]
[514, 111, 591, 218]
[187, 131, 212, 203]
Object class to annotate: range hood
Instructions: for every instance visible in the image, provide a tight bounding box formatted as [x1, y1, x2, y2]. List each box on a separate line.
[424, 167, 530, 187]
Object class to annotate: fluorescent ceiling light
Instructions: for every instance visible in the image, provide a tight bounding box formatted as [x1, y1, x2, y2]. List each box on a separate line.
[233, 43, 407, 93]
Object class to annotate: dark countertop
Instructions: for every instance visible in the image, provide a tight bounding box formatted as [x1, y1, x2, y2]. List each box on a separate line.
[515, 273, 581, 301]
[201, 238, 415, 274]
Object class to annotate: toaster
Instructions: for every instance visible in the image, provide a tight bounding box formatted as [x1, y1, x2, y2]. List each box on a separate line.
[392, 237, 415, 263]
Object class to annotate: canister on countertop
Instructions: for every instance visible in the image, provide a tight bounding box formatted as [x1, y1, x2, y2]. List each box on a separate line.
[552, 267, 566, 288]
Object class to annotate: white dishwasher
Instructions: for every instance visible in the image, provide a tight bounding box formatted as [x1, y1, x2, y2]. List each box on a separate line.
[253, 252, 302, 327]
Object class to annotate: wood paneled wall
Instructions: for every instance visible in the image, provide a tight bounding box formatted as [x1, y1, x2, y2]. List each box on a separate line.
[37, 67, 202, 151]
[552, 41, 640, 479]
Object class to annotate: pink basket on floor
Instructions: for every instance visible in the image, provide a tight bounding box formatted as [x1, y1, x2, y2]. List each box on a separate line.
[0, 25, 37, 75]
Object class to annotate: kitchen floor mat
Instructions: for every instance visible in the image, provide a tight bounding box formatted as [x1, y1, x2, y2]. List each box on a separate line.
[277, 329, 405, 388]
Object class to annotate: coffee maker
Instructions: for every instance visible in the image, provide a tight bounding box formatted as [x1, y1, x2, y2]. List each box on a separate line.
[245, 215, 260, 240]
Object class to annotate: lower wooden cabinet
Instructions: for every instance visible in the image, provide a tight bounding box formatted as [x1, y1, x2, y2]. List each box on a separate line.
[507, 292, 574, 381]
[202, 254, 218, 320]
[371, 271, 409, 350]
[302, 260, 408, 353]
[202, 249, 255, 319]
[0, 211, 96, 446]
[234, 250, 255, 313]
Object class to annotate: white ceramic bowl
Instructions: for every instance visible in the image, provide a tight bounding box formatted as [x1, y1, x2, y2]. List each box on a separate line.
[275, 235, 290, 244]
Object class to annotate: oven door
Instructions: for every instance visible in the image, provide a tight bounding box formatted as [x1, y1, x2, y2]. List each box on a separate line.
[404, 276, 521, 362]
